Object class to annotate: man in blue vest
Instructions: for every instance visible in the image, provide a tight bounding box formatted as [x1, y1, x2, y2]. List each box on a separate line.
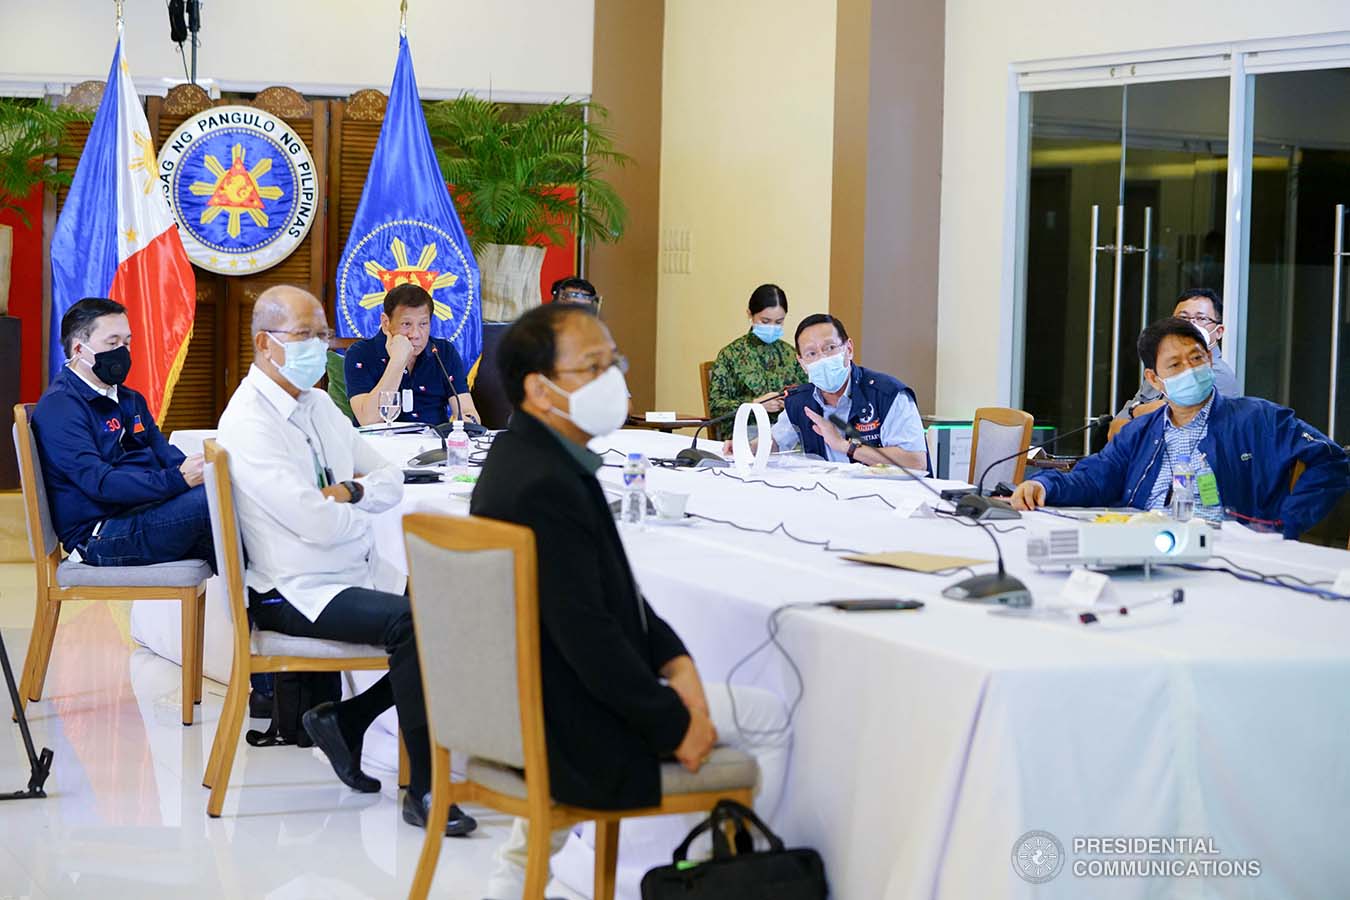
[728, 313, 927, 468]
[30, 297, 215, 570]
[1012, 316, 1349, 539]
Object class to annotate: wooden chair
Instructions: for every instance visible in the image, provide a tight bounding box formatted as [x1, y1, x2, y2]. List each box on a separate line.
[12, 403, 210, 725]
[699, 360, 714, 420]
[200, 440, 407, 817]
[403, 513, 757, 900]
[968, 407, 1035, 489]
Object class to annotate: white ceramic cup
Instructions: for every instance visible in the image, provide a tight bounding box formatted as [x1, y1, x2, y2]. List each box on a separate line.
[651, 491, 690, 519]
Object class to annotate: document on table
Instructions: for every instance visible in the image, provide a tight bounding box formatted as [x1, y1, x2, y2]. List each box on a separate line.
[841, 550, 991, 572]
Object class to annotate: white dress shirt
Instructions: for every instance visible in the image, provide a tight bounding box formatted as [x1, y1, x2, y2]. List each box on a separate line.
[217, 365, 405, 622]
[70, 363, 118, 401]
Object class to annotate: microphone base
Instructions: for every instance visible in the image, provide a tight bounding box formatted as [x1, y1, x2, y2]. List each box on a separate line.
[954, 493, 1022, 521]
[674, 448, 730, 468]
[942, 572, 1032, 608]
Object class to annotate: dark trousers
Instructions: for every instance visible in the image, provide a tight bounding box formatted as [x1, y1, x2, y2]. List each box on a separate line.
[249, 586, 429, 791]
[80, 485, 217, 572]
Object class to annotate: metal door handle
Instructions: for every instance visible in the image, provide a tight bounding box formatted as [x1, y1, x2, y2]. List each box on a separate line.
[1140, 206, 1153, 380]
[1108, 205, 1125, 424]
[1332, 204, 1346, 441]
[1085, 205, 1102, 454]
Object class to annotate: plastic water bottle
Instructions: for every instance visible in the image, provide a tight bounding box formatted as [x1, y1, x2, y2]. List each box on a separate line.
[1170, 454, 1195, 521]
[445, 420, 470, 475]
[621, 453, 649, 525]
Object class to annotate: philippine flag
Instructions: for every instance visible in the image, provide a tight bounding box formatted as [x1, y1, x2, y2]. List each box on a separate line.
[50, 35, 195, 420]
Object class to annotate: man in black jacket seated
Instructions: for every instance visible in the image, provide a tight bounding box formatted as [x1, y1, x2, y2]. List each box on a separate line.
[470, 303, 790, 900]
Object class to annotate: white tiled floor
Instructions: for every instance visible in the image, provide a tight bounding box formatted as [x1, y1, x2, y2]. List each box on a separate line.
[0, 564, 583, 900]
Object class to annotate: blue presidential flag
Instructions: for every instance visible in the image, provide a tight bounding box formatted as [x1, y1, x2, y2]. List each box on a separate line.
[335, 36, 481, 374]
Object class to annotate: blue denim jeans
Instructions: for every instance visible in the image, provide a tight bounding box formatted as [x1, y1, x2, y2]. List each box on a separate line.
[79, 485, 217, 572]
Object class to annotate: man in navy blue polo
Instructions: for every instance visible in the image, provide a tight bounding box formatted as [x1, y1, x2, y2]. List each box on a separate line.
[30, 298, 215, 570]
[344, 283, 480, 427]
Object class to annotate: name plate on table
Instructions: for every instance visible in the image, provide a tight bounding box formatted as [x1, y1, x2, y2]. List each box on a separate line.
[645, 411, 678, 423]
[1059, 568, 1113, 608]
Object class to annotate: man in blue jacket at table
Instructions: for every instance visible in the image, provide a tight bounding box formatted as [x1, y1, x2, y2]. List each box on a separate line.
[1011, 316, 1350, 539]
[30, 298, 215, 570]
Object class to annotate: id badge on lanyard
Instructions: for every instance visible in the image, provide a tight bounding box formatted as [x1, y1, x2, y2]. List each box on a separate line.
[402, 387, 415, 414]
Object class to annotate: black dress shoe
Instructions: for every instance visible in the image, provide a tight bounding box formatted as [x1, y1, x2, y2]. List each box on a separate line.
[301, 702, 381, 794]
[402, 790, 478, 837]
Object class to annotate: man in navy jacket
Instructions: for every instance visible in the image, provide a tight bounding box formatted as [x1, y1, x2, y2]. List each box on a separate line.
[30, 298, 215, 569]
[1012, 316, 1349, 539]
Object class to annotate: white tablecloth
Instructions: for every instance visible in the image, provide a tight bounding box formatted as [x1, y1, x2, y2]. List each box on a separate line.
[136, 428, 1350, 899]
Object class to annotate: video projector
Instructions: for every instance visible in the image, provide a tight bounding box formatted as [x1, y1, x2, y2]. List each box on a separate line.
[1026, 519, 1213, 572]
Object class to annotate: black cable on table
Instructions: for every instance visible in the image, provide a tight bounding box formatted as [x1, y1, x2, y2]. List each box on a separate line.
[1168, 554, 1349, 601]
[724, 602, 817, 741]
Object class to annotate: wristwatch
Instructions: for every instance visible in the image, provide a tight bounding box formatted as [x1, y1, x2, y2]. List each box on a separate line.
[340, 480, 364, 504]
[846, 439, 863, 462]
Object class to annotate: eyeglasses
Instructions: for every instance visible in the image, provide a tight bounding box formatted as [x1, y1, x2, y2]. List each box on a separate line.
[268, 328, 334, 342]
[1176, 313, 1219, 328]
[557, 290, 603, 308]
[554, 353, 628, 380]
[799, 343, 845, 363]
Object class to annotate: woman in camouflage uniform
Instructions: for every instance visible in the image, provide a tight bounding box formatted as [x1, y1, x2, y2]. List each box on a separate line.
[707, 284, 807, 439]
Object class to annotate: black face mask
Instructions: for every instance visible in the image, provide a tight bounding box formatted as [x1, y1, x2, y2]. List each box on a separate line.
[86, 345, 132, 386]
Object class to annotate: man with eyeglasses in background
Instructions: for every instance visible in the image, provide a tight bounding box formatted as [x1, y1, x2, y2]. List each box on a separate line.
[551, 275, 603, 310]
[345, 283, 481, 427]
[725, 312, 929, 470]
[1115, 288, 1240, 428]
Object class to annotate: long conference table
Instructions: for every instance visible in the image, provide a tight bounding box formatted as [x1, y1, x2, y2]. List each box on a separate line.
[135, 427, 1350, 899]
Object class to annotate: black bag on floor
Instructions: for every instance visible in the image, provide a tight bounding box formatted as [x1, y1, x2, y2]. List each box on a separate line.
[246, 671, 341, 748]
[640, 799, 828, 900]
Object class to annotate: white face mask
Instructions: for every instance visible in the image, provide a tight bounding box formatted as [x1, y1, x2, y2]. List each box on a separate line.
[544, 365, 630, 437]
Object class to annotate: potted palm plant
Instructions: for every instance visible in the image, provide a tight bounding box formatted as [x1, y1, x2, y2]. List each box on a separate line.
[0, 98, 88, 316]
[425, 97, 629, 322]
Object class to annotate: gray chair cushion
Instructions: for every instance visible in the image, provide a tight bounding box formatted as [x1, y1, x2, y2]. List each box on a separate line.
[972, 418, 1028, 487]
[466, 746, 758, 803]
[250, 630, 385, 659]
[405, 533, 525, 768]
[659, 746, 759, 796]
[55, 557, 212, 588]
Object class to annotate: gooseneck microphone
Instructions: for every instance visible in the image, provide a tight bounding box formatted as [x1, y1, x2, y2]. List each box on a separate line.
[975, 413, 1112, 499]
[954, 414, 1112, 522]
[829, 413, 1030, 607]
[674, 411, 741, 467]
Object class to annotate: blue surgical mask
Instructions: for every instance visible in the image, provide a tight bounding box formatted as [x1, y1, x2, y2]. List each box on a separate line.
[268, 334, 328, 390]
[1161, 363, 1214, 407]
[751, 323, 784, 345]
[806, 352, 850, 393]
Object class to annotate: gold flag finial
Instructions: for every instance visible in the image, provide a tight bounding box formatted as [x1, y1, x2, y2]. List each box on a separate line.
[399, 0, 408, 37]
[115, 0, 124, 32]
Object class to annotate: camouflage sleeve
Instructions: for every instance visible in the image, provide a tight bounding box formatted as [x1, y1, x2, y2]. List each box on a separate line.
[708, 346, 743, 422]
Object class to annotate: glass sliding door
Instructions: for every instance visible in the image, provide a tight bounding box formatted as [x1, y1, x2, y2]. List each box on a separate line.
[1119, 79, 1230, 386]
[1021, 86, 1123, 452]
[1019, 77, 1228, 450]
[1244, 68, 1350, 442]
